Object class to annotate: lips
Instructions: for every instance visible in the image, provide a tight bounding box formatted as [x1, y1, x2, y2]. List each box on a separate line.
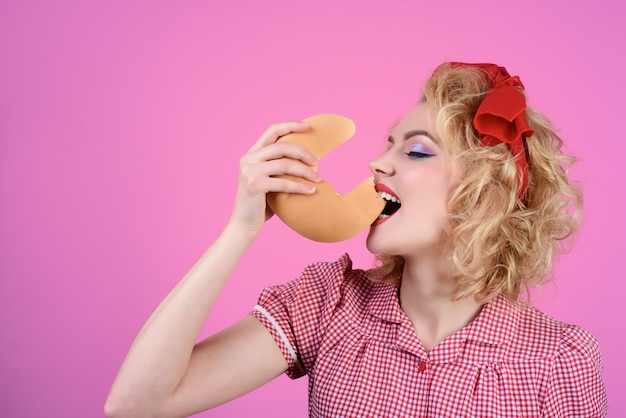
[373, 183, 401, 225]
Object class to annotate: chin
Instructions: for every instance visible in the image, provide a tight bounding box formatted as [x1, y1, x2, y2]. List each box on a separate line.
[365, 230, 395, 256]
[365, 241, 379, 255]
[365, 232, 379, 255]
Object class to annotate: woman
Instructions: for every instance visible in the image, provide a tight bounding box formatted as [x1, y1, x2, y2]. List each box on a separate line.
[105, 63, 608, 417]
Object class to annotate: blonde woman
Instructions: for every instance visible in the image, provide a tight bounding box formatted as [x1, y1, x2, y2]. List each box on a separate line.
[106, 62, 608, 417]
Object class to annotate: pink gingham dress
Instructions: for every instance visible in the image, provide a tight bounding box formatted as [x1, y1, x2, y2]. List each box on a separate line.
[250, 254, 607, 417]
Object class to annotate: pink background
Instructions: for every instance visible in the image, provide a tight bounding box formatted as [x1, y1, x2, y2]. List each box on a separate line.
[1, 1, 624, 416]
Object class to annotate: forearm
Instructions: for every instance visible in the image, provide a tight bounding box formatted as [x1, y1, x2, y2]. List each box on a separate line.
[106, 121, 319, 417]
[108, 222, 257, 410]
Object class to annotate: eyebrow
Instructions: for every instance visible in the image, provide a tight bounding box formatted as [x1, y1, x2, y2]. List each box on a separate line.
[388, 130, 439, 145]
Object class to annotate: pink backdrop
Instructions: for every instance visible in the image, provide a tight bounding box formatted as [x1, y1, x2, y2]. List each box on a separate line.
[1, 1, 624, 416]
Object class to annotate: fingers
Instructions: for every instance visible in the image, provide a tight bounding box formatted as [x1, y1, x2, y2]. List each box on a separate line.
[240, 157, 321, 196]
[239, 121, 321, 196]
[248, 121, 311, 153]
[265, 177, 318, 195]
[242, 140, 318, 169]
[228, 120, 319, 233]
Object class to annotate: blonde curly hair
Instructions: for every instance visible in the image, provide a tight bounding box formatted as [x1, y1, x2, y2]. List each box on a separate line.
[371, 63, 582, 303]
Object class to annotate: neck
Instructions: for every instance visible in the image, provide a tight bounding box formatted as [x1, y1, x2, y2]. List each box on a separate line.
[399, 255, 483, 352]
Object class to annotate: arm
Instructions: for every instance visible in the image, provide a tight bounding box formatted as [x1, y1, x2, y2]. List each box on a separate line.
[105, 121, 321, 418]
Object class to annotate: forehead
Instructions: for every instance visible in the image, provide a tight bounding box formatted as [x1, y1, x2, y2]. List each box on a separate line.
[390, 102, 438, 142]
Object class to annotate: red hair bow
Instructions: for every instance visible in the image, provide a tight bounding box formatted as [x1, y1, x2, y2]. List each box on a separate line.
[450, 62, 534, 199]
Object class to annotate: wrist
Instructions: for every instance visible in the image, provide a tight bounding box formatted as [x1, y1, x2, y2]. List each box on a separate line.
[223, 218, 262, 243]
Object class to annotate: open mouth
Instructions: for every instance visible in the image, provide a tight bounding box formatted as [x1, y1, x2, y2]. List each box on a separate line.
[375, 184, 401, 223]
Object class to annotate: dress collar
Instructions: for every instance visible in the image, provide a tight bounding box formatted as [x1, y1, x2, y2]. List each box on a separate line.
[463, 293, 521, 345]
[368, 283, 521, 347]
[368, 281, 404, 324]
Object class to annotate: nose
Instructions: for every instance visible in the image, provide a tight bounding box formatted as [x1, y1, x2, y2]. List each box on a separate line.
[369, 150, 394, 177]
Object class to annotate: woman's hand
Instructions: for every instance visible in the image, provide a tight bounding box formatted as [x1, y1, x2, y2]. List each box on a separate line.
[228, 121, 321, 236]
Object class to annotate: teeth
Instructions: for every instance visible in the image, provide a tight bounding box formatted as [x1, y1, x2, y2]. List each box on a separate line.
[377, 214, 389, 220]
[377, 191, 400, 203]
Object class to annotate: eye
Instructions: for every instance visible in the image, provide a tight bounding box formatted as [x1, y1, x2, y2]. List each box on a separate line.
[406, 142, 435, 159]
[406, 151, 432, 159]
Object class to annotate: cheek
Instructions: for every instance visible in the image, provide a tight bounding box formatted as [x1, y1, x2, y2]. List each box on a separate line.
[405, 170, 453, 216]
[405, 167, 453, 196]
[432, 165, 459, 198]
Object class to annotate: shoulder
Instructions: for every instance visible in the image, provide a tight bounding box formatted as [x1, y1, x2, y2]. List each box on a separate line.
[299, 253, 375, 293]
[555, 320, 602, 370]
[286, 253, 392, 329]
[299, 253, 358, 282]
[258, 253, 372, 309]
[519, 307, 609, 416]
[502, 303, 607, 415]
[513, 304, 601, 362]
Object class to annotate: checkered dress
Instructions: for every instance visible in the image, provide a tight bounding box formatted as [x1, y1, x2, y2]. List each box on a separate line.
[250, 254, 607, 417]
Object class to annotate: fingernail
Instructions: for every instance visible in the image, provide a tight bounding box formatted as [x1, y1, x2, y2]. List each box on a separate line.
[307, 185, 317, 193]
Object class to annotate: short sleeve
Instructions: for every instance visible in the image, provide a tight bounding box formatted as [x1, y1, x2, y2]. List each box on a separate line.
[542, 325, 608, 417]
[249, 254, 353, 379]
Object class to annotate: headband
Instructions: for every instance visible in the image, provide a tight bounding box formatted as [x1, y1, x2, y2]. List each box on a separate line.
[448, 62, 534, 199]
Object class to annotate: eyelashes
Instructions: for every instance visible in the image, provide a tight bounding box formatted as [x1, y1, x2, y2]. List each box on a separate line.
[406, 142, 436, 159]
